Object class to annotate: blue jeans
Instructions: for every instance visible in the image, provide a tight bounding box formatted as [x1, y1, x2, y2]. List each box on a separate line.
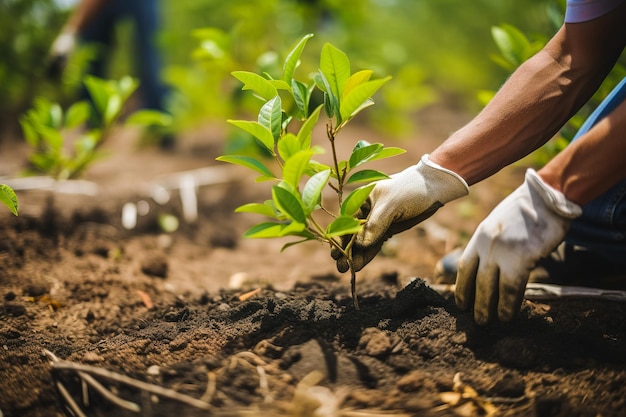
[79, 0, 168, 111]
[565, 77, 626, 260]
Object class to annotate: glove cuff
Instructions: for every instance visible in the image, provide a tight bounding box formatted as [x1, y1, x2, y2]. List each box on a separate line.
[418, 154, 469, 204]
[526, 169, 582, 219]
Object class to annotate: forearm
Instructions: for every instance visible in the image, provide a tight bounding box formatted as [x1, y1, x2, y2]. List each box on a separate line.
[431, 47, 591, 185]
[430, 6, 626, 186]
[63, 0, 109, 34]
[539, 97, 626, 205]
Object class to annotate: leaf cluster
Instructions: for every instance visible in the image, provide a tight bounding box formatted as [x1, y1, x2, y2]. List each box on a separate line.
[218, 33, 404, 267]
[19, 76, 172, 180]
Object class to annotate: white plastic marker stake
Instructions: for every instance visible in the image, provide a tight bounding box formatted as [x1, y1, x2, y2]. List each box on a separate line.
[122, 202, 138, 230]
[179, 174, 198, 223]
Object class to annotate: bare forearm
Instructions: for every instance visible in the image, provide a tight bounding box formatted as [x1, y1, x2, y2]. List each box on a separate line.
[64, 0, 109, 34]
[430, 5, 626, 186]
[431, 47, 594, 185]
[539, 98, 626, 205]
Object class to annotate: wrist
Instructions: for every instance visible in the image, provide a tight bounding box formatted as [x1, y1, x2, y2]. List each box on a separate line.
[527, 169, 582, 219]
[417, 154, 469, 204]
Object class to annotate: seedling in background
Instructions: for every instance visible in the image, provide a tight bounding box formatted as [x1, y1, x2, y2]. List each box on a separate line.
[217, 34, 405, 309]
[20, 75, 171, 180]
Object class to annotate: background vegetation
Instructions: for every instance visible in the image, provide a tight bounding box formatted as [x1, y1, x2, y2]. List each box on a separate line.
[0, 0, 556, 134]
[2, 0, 624, 157]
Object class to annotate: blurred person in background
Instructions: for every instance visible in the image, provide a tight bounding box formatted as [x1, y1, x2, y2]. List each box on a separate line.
[331, 0, 626, 325]
[48, 0, 173, 147]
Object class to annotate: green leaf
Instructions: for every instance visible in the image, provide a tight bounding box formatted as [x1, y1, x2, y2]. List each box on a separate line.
[216, 155, 275, 180]
[346, 169, 389, 184]
[64, 101, 91, 129]
[277, 133, 302, 161]
[272, 185, 306, 224]
[343, 70, 373, 97]
[258, 96, 282, 142]
[348, 143, 383, 169]
[491, 24, 534, 68]
[326, 215, 362, 238]
[104, 94, 122, 125]
[228, 120, 275, 154]
[341, 183, 376, 216]
[117, 76, 139, 101]
[83, 76, 110, 117]
[281, 237, 315, 251]
[340, 77, 391, 123]
[37, 124, 64, 151]
[232, 71, 278, 101]
[126, 109, 173, 127]
[304, 160, 332, 177]
[302, 169, 331, 213]
[320, 43, 350, 100]
[268, 79, 291, 91]
[235, 202, 278, 218]
[244, 222, 288, 238]
[367, 146, 407, 162]
[244, 221, 311, 240]
[282, 150, 312, 190]
[283, 33, 314, 83]
[292, 79, 312, 118]
[315, 71, 339, 120]
[297, 104, 322, 149]
[0, 184, 18, 216]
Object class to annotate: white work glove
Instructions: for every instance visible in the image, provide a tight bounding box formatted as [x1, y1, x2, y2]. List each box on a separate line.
[455, 168, 582, 325]
[47, 30, 77, 78]
[332, 154, 469, 273]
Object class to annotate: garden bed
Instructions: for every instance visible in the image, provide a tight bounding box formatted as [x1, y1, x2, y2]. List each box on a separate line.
[1, 116, 625, 417]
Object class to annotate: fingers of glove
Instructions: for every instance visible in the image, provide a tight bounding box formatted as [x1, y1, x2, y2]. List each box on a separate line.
[473, 262, 500, 326]
[497, 271, 528, 322]
[349, 240, 385, 272]
[335, 256, 350, 273]
[454, 249, 479, 312]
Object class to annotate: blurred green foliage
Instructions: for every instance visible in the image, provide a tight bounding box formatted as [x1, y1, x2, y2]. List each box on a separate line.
[160, 0, 554, 135]
[0, 0, 67, 121]
[0, 0, 601, 141]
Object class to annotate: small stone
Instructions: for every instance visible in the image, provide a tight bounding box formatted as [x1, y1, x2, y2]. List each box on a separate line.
[147, 365, 161, 376]
[3, 302, 26, 317]
[141, 254, 168, 278]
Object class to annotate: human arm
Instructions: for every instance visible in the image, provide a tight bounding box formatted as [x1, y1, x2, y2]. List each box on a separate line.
[48, 0, 109, 74]
[453, 4, 626, 324]
[430, 3, 626, 185]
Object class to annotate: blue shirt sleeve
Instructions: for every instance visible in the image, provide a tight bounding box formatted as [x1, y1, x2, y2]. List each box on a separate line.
[565, 0, 624, 22]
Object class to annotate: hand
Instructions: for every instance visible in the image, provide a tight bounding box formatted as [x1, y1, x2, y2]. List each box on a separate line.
[455, 169, 582, 325]
[46, 31, 77, 79]
[331, 154, 469, 273]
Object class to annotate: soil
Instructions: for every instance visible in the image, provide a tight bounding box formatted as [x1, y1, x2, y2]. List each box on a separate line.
[1, 107, 626, 417]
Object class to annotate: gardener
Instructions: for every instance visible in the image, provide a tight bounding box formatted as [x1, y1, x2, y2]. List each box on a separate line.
[332, 0, 626, 325]
[48, 0, 172, 147]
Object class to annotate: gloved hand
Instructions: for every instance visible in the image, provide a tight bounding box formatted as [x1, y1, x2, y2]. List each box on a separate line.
[46, 30, 77, 79]
[331, 154, 469, 273]
[455, 168, 582, 325]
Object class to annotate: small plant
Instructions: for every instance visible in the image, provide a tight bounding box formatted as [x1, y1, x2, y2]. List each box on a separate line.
[217, 34, 405, 309]
[20, 75, 171, 180]
[0, 184, 18, 216]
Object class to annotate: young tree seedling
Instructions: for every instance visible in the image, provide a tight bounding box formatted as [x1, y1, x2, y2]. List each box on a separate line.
[218, 34, 405, 309]
[20, 75, 172, 180]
